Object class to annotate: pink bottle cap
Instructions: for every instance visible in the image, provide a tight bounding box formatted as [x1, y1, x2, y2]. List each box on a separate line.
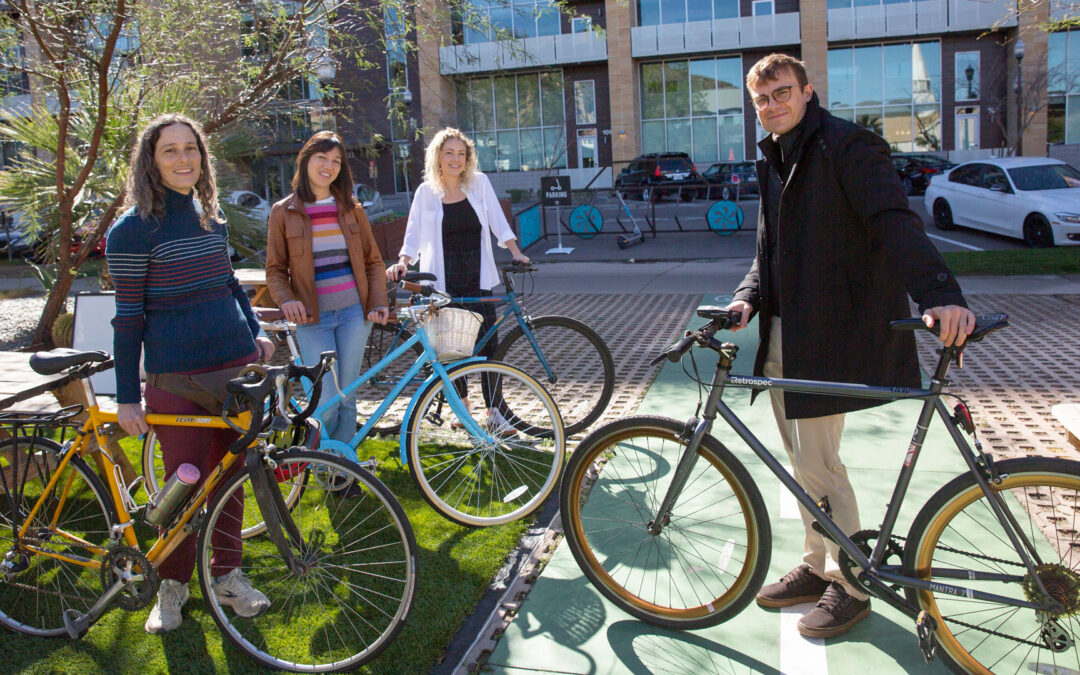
[175, 463, 201, 485]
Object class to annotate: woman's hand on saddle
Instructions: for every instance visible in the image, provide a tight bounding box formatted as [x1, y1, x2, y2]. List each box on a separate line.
[117, 402, 149, 437]
[279, 299, 310, 325]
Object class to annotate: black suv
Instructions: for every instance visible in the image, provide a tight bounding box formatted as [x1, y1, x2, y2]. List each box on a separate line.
[615, 152, 704, 202]
[702, 161, 759, 201]
[892, 153, 956, 196]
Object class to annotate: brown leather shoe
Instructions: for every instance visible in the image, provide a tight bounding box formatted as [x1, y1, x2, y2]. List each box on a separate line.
[797, 582, 871, 638]
[755, 564, 831, 608]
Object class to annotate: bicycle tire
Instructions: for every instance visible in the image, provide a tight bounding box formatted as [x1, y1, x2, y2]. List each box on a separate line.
[141, 423, 309, 539]
[404, 361, 565, 527]
[197, 449, 417, 673]
[903, 457, 1080, 675]
[706, 200, 744, 236]
[0, 435, 117, 637]
[356, 322, 426, 436]
[567, 204, 603, 239]
[494, 315, 614, 436]
[560, 416, 771, 629]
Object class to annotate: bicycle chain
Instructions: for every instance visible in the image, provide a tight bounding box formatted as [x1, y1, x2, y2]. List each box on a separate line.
[941, 615, 1048, 650]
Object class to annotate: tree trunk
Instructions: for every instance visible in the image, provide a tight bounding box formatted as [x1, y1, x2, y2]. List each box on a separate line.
[29, 273, 74, 350]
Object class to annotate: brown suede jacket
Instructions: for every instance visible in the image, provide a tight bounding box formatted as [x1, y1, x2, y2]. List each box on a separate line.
[265, 194, 388, 324]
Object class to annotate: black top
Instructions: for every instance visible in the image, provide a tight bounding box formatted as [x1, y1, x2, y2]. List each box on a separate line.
[442, 198, 483, 292]
[762, 118, 808, 318]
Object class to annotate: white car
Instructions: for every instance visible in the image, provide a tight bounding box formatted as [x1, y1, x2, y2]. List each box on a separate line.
[924, 157, 1080, 247]
[225, 190, 271, 226]
[354, 183, 384, 215]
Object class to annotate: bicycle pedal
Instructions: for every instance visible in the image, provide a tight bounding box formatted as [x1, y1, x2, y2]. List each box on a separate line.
[915, 610, 937, 662]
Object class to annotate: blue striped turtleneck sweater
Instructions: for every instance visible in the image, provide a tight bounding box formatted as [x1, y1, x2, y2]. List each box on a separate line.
[105, 188, 260, 404]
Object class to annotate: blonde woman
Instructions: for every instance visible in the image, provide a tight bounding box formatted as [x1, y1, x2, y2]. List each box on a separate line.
[386, 127, 529, 423]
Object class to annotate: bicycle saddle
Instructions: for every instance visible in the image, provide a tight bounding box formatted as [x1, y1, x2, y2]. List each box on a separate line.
[889, 313, 1009, 344]
[30, 348, 111, 376]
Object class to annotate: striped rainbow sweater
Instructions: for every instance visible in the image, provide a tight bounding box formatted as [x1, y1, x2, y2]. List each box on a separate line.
[105, 188, 259, 404]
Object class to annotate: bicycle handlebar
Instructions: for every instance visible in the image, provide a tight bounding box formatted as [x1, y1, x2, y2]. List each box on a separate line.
[224, 351, 337, 451]
[649, 308, 743, 365]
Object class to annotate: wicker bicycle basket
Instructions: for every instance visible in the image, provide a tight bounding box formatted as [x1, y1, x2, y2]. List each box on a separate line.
[423, 307, 483, 363]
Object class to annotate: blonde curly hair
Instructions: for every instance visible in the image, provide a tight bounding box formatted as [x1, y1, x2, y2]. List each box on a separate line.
[124, 113, 220, 229]
[422, 127, 478, 194]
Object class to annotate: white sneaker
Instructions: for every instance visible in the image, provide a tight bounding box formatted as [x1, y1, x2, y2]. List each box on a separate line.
[486, 408, 518, 438]
[144, 579, 189, 633]
[212, 569, 271, 618]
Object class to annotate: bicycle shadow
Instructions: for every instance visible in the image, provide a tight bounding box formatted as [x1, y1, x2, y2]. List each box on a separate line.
[509, 575, 607, 672]
[606, 619, 779, 675]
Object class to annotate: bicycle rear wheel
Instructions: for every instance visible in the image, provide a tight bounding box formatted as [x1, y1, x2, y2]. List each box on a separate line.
[142, 422, 310, 539]
[405, 361, 565, 527]
[356, 322, 425, 436]
[903, 457, 1080, 674]
[560, 416, 771, 629]
[0, 436, 116, 637]
[197, 449, 417, 673]
[494, 315, 614, 436]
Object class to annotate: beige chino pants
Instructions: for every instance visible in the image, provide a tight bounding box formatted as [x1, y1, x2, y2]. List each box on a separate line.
[763, 317, 868, 600]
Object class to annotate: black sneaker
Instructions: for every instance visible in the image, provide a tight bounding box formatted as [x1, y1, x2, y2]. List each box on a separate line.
[755, 564, 831, 608]
[797, 582, 871, 638]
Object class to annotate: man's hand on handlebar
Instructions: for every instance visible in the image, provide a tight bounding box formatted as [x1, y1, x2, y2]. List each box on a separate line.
[724, 300, 753, 332]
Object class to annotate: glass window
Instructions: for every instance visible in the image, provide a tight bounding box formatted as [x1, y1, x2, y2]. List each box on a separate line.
[688, 0, 712, 21]
[883, 44, 912, 104]
[1008, 163, 1080, 190]
[949, 164, 980, 185]
[715, 0, 739, 19]
[474, 132, 497, 171]
[519, 75, 542, 127]
[642, 63, 665, 119]
[753, 0, 774, 15]
[913, 41, 941, 103]
[690, 60, 718, 116]
[643, 120, 666, 153]
[540, 71, 564, 125]
[955, 51, 979, 101]
[513, 2, 537, 38]
[827, 0, 852, 9]
[719, 116, 743, 161]
[883, 106, 912, 149]
[571, 16, 592, 33]
[543, 127, 566, 168]
[520, 128, 544, 170]
[955, 106, 979, 151]
[693, 118, 718, 162]
[1049, 95, 1065, 144]
[574, 80, 597, 125]
[639, 0, 661, 26]
[1049, 33, 1067, 96]
[827, 49, 855, 109]
[1069, 32, 1080, 94]
[914, 104, 941, 150]
[468, 78, 494, 130]
[664, 61, 690, 118]
[577, 129, 597, 168]
[496, 130, 520, 171]
[537, 3, 560, 36]
[1068, 94, 1080, 144]
[667, 119, 692, 155]
[716, 57, 743, 114]
[494, 76, 518, 129]
[979, 166, 1009, 191]
[855, 108, 883, 137]
[854, 46, 882, 106]
[661, 0, 687, 24]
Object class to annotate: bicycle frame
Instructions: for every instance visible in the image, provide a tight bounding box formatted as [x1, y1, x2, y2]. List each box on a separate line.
[16, 384, 254, 576]
[662, 342, 1058, 620]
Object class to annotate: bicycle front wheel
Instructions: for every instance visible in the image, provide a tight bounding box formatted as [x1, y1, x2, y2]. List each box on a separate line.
[197, 449, 417, 673]
[903, 457, 1080, 675]
[142, 424, 309, 539]
[494, 315, 614, 436]
[405, 361, 565, 527]
[356, 322, 425, 436]
[0, 435, 117, 637]
[560, 416, 771, 630]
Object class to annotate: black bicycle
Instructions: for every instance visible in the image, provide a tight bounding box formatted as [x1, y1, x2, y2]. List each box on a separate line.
[560, 307, 1080, 674]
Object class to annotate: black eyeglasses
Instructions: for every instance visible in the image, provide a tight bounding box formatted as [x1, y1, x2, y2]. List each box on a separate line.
[751, 85, 797, 111]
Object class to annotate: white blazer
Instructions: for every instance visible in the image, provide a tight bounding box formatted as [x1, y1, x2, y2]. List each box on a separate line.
[399, 171, 516, 293]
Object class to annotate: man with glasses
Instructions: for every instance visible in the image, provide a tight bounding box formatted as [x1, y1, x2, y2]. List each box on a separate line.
[725, 53, 975, 638]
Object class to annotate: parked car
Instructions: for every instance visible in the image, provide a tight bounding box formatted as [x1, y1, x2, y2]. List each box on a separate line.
[0, 210, 32, 256]
[892, 153, 956, 196]
[702, 161, 759, 201]
[354, 183, 385, 215]
[615, 152, 703, 202]
[924, 157, 1080, 247]
[225, 190, 271, 226]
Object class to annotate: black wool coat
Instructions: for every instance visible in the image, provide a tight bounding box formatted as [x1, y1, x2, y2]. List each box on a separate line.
[733, 93, 967, 419]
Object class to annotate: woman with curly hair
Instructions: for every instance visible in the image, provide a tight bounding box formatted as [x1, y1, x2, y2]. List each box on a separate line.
[106, 113, 274, 634]
[386, 127, 529, 426]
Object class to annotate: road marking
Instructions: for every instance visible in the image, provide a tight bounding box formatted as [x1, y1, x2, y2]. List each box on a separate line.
[781, 603, 829, 674]
[781, 463, 800, 520]
[925, 233, 983, 251]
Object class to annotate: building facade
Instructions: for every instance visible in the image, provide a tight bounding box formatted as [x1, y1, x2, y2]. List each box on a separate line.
[348, 0, 1065, 197]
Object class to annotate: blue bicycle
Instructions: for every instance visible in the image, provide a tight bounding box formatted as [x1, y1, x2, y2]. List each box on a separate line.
[144, 277, 566, 528]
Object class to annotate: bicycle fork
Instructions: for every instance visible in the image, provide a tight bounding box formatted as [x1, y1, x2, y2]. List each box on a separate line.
[245, 450, 307, 575]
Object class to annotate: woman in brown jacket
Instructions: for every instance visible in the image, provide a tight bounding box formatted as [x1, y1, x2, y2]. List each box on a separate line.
[265, 131, 389, 443]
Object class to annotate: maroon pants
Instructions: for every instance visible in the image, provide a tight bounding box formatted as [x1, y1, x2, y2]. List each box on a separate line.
[145, 385, 244, 582]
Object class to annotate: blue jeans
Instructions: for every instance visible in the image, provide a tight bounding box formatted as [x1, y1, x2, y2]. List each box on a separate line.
[294, 302, 370, 444]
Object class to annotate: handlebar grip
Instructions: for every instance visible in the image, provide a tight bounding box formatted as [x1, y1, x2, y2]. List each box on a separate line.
[650, 333, 695, 365]
[400, 280, 433, 296]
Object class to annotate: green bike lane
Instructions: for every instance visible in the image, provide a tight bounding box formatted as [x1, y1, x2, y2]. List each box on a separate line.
[484, 293, 962, 674]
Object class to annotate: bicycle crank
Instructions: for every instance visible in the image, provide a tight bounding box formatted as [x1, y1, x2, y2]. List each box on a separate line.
[64, 546, 156, 639]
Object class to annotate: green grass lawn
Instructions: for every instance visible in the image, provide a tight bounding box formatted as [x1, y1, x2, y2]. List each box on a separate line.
[942, 246, 1080, 276]
[0, 434, 527, 674]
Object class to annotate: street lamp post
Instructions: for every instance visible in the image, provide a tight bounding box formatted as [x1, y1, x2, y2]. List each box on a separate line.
[1015, 38, 1026, 157]
[965, 63, 975, 100]
[398, 89, 414, 207]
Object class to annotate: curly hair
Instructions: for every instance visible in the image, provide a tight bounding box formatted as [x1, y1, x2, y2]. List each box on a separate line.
[124, 113, 220, 229]
[422, 127, 478, 194]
